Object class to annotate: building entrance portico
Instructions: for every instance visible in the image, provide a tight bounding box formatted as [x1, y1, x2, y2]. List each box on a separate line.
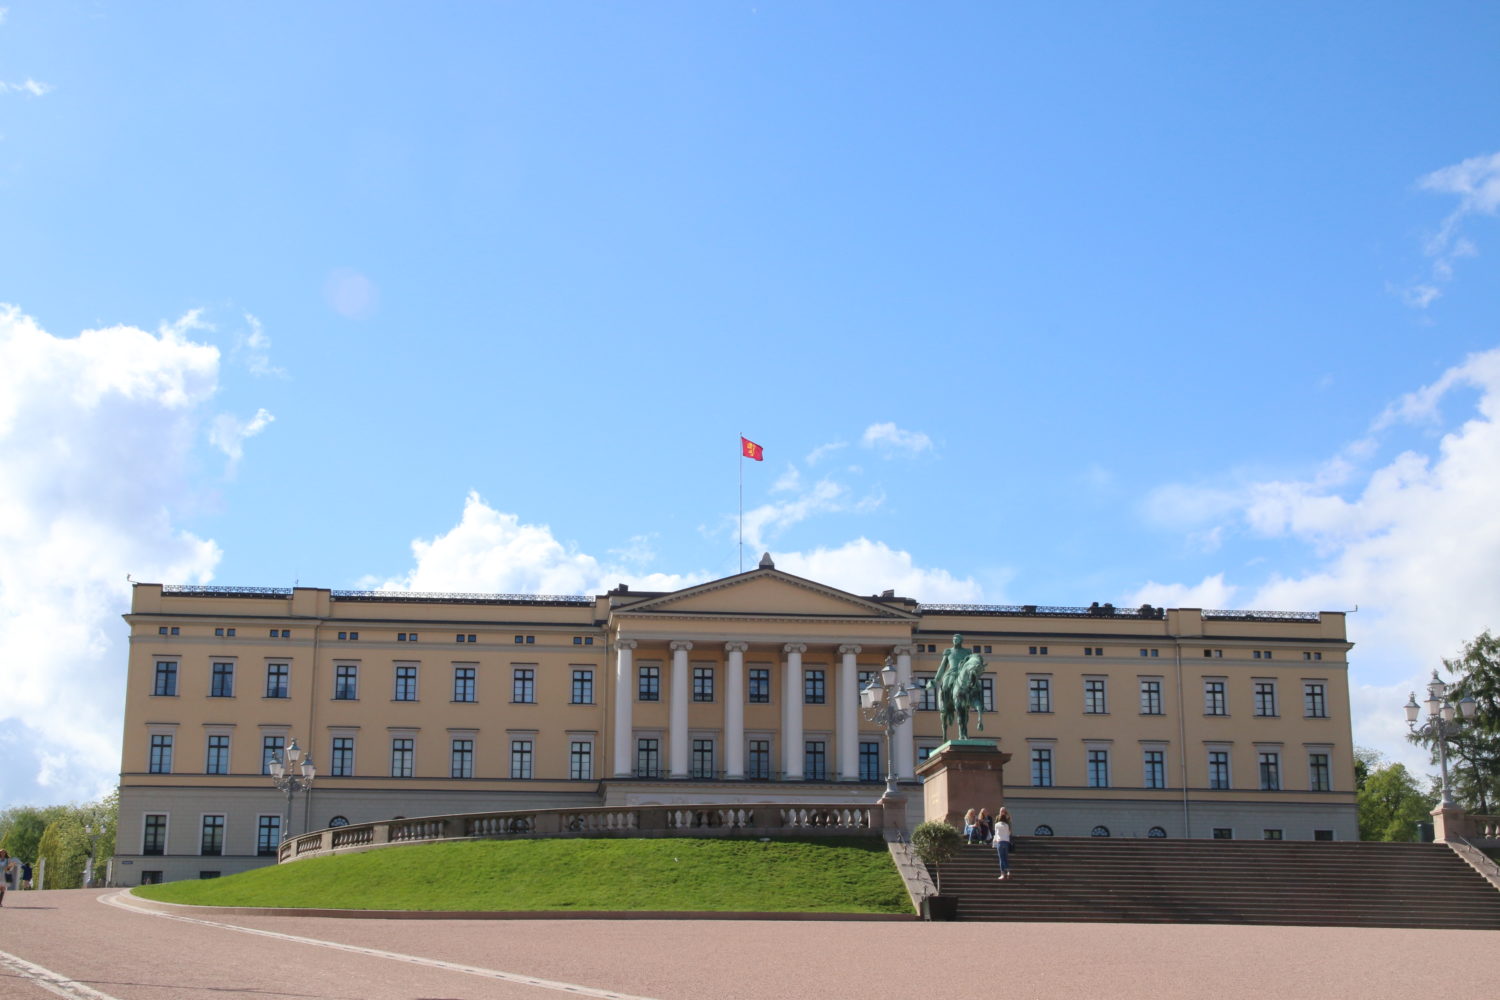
[603, 559, 922, 788]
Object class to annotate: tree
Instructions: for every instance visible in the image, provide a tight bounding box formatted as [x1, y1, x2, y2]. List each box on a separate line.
[1410, 630, 1500, 813]
[0, 806, 67, 865]
[1, 794, 118, 888]
[910, 820, 963, 894]
[1357, 757, 1437, 841]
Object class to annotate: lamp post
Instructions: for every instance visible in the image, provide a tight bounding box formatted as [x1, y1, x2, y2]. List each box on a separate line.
[1404, 670, 1478, 808]
[269, 738, 317, 841]
[861, 655, 920, 800]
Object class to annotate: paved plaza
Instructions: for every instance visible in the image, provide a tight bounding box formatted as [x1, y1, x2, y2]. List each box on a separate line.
[0, 888, 1495, 1000]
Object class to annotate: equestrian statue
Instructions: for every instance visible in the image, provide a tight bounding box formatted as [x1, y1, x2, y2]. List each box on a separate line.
[933, 633, 988, 742]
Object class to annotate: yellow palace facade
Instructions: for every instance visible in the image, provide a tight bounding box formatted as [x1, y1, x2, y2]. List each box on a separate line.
[114, 557, 1357, 883]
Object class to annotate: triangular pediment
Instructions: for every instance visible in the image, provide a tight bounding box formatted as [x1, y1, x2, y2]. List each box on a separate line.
[614, 569, 915, 622]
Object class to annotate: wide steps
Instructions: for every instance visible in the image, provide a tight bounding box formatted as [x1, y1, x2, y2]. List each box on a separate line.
[929, 838, 1500, 928]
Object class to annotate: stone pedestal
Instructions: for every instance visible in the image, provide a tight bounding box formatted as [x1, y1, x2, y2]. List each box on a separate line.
[914, 740, 1012, 828]
[1432, 802, 1467, 843]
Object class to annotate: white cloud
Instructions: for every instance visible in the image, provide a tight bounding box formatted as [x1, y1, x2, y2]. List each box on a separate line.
[0, 78, 51, 97]
[804, 441, 847, 466]
[772, 539, 985, 603]
[364, 491, 707, 597]
[208, 407, 274, 468]
[237, 312, 283, 377]
[1138, 346, 1500, 775]
[0, 305, 235, 804]
[1407, 150, 1500, 307]
[860, 422, 933, 457]
[1122, 573, 1238, 611]
[740, 478, 882, 551]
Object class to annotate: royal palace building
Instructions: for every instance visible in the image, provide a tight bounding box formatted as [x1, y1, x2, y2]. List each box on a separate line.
[114, 557, 1357, 883]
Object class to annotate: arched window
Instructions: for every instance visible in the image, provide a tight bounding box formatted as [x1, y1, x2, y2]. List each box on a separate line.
[1033, 824, 1054, 836]
[1148, 826, 1167, 838]
[327, 816, 350, 828]
[1091, 825, 1111, 838]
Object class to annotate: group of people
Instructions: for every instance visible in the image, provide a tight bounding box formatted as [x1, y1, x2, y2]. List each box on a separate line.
[0, 849, 32, 904]
[962, 806, 1014, 880]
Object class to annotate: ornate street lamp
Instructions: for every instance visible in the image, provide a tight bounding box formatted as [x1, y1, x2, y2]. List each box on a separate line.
[1404, 670, 1478, 808]
[861, 655, 920, 800]
[269, 738, 317, 840]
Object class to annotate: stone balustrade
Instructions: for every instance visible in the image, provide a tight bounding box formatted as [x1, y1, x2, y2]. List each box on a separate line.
[278, 801, 889, 864]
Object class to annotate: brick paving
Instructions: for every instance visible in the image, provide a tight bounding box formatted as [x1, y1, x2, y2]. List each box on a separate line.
[1, 888, 1496, 1000]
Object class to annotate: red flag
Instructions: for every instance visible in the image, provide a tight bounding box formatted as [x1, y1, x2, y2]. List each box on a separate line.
[741, 437, 764, 461]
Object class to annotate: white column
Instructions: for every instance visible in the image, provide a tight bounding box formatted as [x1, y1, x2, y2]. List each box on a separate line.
[725, 641, 748, 779]
[669, 640, 693, 778]
[894, 644, 916, 779]
[837, 644, 862, 780]
[612, 639, 638, 777]
[781, 642, 806, 779]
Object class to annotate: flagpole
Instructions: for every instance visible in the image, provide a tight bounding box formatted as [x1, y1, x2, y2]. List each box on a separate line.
[738, 432, 744, 573]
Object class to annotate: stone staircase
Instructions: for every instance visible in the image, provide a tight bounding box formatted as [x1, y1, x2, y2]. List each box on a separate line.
[928, 837, 1500, 928]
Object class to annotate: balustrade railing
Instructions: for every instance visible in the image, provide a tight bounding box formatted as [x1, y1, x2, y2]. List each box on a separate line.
[277, 801, 883, 863]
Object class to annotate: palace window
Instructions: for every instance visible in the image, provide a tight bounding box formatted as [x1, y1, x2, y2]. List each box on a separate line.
[265, 663, 289, 699]
[1309, 751, 1331, 791]
[569, 740, 593, 780]
[1258, 751, 1281, 791]
[451, 738, 473, 779]
[693, 666, 715, 703]
[205, 734, 229, 775]
[1029, 646, 1049, 655]
[394, 665, 418, 702]
[980, 676, 995, 712]
[1139, 679, 1163, 715]
[1139, 648, 1159, 657]
[1143, 749, 1165, 789]
[1253, 681, 1277, 717]
[149, 734, 173, 774]
[210, 662, 234, 698]
[512, 668, 535, 704]
[1204, 680, 1227, 716]
[1028, 677, 1052, 713]
[749, 668, 770, 703]
[1304, 651, 1323, 661]
[1084, 647, 1103, 656]
[334, 664, 358, 700]
[256, 815, 280, 856]
[804, 741, 827, 781]
[1084, 678, 1108, 714]
[747, 739, 771, 780]
[572, 669, 594, 705]
[1030, 747, 1053, 787]
[1087, 749, 1110, 788]
[391, 738, 415, 778]
[153, 661, 178, 697]
[1304, 682, 1328, 718]
[456, 633, 476, 643]
[510, 739, 533, 780]
[453, 666, 476, 703]
[331, 737, 354, 777]
[262, 736, 284, 775]
[803, 669, 825, 705]
[143, 814, 167, 856]
[636, 738, 661, 778]
[1208, 750, 1230, 789]
[859, 741, 881, 782]
[639, 665, 660, 702]
[916, 675, 938, 711]
[691, 739, 715, 779]
[200, 815, 224, 856]
[1203, 648, 1222, 658]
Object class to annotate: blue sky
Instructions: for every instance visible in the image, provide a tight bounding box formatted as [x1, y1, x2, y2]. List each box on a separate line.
[2, 1, 1498, 806]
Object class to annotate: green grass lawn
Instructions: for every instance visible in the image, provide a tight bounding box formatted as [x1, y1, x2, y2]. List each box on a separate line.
[132, 836, 913, 914]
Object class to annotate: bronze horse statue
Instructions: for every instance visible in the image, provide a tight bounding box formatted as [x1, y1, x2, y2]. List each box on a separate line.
[934, 633, 987, 742]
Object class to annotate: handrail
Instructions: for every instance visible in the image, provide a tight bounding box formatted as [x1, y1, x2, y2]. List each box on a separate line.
[278, 801, 884, 864]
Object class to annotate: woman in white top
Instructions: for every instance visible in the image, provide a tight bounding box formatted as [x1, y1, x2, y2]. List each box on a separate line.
[992, 807, 1013, 880]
